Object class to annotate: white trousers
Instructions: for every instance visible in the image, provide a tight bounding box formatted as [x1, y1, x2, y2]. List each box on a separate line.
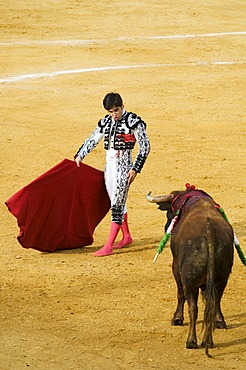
[104, 149, 132, 223]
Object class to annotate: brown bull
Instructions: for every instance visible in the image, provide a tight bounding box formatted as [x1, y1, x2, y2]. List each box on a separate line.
[147, 184, 234, 356]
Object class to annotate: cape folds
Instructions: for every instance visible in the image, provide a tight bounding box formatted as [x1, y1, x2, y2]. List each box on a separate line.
[5, 159, 110, 252]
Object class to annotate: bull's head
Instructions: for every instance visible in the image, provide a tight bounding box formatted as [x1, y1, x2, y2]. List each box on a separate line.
[146, 190, 182, 231]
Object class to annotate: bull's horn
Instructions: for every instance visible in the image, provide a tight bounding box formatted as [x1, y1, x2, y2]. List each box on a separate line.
[146, 191, 174, 203]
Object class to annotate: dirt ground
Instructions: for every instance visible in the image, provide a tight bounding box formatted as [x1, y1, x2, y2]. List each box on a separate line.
[1, 1, 246, 369]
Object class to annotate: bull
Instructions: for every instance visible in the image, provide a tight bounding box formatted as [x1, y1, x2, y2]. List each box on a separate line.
[147, 184, 234, 356]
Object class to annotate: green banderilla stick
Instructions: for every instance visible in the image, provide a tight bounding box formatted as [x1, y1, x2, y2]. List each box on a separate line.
[219, 207, 246, 266]
[233, 233, 246, 266]
[153, 232, 171, 263]
[153, 213, 179, 263]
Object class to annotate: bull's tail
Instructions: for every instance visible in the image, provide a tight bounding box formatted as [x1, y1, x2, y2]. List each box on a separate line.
[202, 217, 217, 357]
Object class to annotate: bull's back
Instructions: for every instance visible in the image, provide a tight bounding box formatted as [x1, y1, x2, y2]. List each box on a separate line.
[171, 199, 234, 286]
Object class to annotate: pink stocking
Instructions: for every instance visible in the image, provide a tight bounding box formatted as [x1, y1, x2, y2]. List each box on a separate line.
[113, 213, 133, 249]
[93, 222, 120, 257]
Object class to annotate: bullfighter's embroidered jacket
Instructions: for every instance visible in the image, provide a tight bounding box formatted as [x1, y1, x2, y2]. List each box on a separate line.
[76, 110, 150, 173]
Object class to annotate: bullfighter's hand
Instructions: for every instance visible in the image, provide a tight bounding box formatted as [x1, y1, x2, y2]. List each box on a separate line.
[74, 155, 82, 167]
[128, 169, 137, 185]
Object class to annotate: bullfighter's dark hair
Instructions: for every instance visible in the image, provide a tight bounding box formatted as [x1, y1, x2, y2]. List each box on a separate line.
[103, 92, 123, 110]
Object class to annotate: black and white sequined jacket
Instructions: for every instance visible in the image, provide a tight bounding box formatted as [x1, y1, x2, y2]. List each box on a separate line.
[75, 110, 150, 173]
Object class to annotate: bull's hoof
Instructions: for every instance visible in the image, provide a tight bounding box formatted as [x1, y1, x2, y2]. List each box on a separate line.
[171, 318, 183, 326]
[201, 341, 214, 348]
[186, 340, 198, 349]
[215, 320, 227, 329]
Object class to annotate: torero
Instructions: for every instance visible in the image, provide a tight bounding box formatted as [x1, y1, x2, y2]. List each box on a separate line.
[75, 92, 150, 257]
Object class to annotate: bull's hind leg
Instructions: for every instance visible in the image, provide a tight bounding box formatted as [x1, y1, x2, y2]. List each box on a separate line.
[171, 263, 185, 326]
[171, 285, 185, 326]
[186, 289, 199, 349]
[215, 302, 227, 329]
[201, 286, 226, 329]
[215, 286, 228, 329]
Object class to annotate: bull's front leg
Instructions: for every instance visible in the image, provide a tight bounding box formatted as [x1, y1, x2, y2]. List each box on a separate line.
[171, 263, 185, 326]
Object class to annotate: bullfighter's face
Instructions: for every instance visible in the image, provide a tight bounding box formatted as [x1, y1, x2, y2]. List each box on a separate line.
[108, 105, 124, 122]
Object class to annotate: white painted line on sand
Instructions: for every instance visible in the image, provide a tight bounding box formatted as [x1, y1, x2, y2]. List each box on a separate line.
[0, 61, 245, 84]
[1, 31, 246, 46]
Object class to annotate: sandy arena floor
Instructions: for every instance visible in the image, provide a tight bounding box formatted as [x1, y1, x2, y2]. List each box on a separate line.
[0, 1, 246, 369]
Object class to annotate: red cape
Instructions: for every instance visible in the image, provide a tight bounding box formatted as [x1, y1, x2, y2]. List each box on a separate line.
[5, 159, 110, 252]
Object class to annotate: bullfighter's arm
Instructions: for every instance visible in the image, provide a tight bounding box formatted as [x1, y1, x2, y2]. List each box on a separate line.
[75, 127, 104, 160]
[131, 121, 150, 173]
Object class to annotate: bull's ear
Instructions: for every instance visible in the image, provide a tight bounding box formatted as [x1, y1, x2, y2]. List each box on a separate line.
[157, 202, 170, 211]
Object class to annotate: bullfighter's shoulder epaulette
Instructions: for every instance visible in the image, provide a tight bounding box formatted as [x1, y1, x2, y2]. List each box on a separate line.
[126, 112, 146, 129]
[98, 115, 112, 132]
